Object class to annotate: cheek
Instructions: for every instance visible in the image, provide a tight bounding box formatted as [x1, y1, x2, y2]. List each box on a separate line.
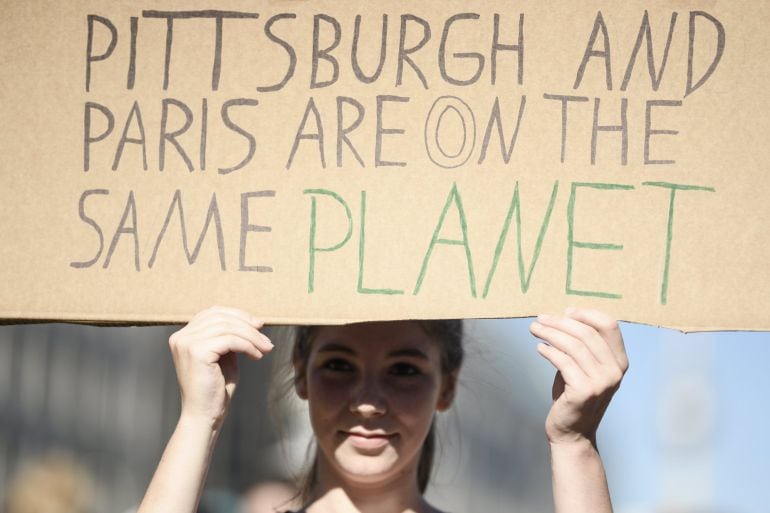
[307, 374, 350, 417]
[309, 372, 352, 396]
[387, 378, 441, 417]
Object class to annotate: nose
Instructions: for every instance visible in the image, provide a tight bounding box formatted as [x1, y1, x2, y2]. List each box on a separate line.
[349, 376, 386, 417]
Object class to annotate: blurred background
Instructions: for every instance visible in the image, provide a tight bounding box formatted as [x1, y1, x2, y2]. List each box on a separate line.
[0, 319, 767, 513]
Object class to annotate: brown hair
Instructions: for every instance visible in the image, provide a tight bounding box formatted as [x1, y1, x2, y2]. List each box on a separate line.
[291, 320, 464, 505]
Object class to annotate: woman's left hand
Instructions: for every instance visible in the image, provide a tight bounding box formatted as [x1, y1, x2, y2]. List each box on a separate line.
[529, 307, 629, 445]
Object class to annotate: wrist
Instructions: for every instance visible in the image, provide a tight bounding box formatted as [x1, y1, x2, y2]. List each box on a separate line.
[546, 426, 598, 447]
[548, 435, 600, 461]
[177, 411, 225, 441]
[548, 434, 613, 513]
[179, 400, 230, 430]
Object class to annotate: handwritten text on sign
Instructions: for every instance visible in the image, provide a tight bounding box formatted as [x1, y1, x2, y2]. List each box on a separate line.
[2, 1, 766, 329]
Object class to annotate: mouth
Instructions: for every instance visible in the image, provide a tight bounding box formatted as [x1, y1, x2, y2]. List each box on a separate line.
[343, 430, 397, 450]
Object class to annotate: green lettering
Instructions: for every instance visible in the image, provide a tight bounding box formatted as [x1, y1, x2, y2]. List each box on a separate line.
[642, 181, 715, 305]
[303, 189, 353, 293]
[567, 182, 634, 299]
[413, 183, 477, 297]
[483, 181, 559, 297]
[358, 191, 404, 295]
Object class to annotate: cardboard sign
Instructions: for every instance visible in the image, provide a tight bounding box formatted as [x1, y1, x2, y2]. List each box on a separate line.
[1, 1, 768, 330]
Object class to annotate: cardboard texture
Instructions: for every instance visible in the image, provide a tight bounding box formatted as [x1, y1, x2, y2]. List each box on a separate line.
[1, 1, 768, 330]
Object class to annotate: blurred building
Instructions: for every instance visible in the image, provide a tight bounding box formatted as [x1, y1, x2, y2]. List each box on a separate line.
[0, 323, 286, 512]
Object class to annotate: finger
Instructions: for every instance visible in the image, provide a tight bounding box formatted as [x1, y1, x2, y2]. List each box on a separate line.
[192, 306, 264, 329]
[530, 319, 600, 378]
[186, 315, 252, 339]
[201, 335, 267, 363]
[534, 341, 586, 388]
[187, 315, 274, 354]
[536, 313, 619, 370]
[565, 307, 628, 371]
[185, 307, 269, 341]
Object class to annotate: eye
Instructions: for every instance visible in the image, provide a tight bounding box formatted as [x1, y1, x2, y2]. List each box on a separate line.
[389, 362, 421, 376]
[322, 358, 354, 372]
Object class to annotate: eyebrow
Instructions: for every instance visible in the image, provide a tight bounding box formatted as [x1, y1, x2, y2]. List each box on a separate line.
[317, 343, 355, 355]
[388, 348, 429, 360]
[317, 343, 429, 360]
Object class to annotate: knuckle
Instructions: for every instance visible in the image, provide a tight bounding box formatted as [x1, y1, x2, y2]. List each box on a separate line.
[208, 320, 237, 338]
[620, 358, 630, 373]
[576, 341, 592, 357]
[588, 310, 617, 331]
[602, 319, 620, 332]
[228, 319, 248, 333]
[575, 322, 594, 339]
[207, 323, 227, 337]
[607, 369, 623, 386]
[168, 330, 185, 349]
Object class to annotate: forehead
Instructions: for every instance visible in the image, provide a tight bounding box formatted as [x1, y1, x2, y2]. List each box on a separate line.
[311, 321, 438, 355]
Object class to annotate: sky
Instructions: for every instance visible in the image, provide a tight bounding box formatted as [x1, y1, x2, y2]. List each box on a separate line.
[426, 317, 770, 513]
[582, 322, 769, 513]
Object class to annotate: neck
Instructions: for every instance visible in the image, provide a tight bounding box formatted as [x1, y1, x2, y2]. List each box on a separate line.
[305, 453, 435, 513]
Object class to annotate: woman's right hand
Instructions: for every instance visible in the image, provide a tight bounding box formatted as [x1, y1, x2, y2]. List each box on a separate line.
[168, 306, 274, 428]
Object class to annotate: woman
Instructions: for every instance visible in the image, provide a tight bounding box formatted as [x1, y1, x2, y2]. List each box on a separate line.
[137, 306, 628, 513]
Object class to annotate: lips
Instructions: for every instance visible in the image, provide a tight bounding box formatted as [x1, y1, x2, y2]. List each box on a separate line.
[344, 430, 396, 450]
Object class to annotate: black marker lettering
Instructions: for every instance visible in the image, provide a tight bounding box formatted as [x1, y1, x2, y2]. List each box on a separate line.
[397, 14, 431, 89]
[439, 13, 484, 86]
[286, 97, 325, 170]
[311, 14, 341, 89]
[84, 102, 115, 172]
[240, 191, 275, 272]
[351, 14, 388, 84]
[574, 11, 613, 90]
[591, 97, 627, 165]
[376, 95, 409, 167]
[257, 13, 297, 92]
[620, 11, 677, 92]
[159, 98, 194, 172]
[70, 189, 110, 268]
[337, 96, 366, 167]
[112, 101, 148, 171]
[478, 96, 527, 165]
[492, 13, 524, 85]
[85, 14, 117, 92]
[542, 93, 589, 163]
[103, 191, 140, 271]
[219, 98, 258, 174]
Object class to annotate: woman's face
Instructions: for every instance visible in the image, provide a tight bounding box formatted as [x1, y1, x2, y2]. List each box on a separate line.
[294, 321, 457, 488]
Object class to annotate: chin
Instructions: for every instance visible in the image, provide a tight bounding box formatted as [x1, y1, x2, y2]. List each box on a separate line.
[334, 445, 402, 482]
